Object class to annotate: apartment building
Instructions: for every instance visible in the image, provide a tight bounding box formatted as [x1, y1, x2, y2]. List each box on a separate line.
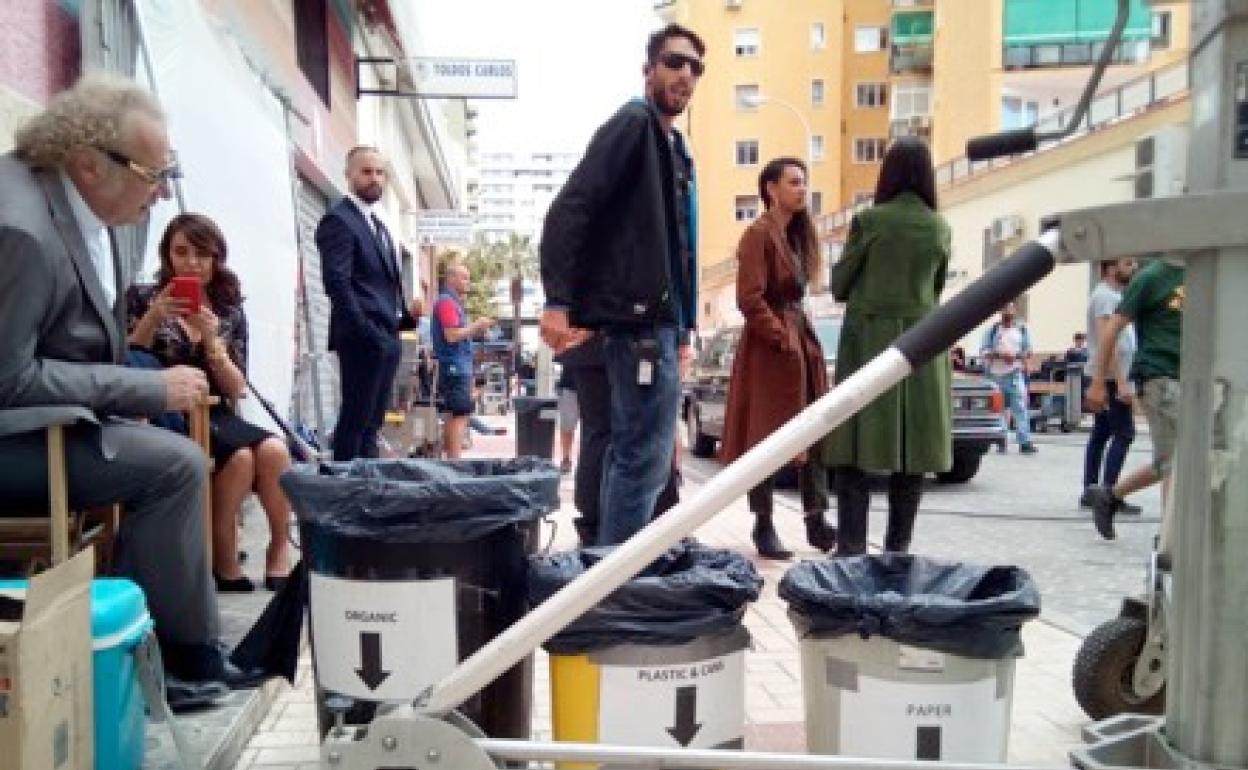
[470, 149, 579, 243]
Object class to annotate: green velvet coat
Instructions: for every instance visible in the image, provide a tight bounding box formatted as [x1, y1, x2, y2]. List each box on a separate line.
[821, 193, 953, 474]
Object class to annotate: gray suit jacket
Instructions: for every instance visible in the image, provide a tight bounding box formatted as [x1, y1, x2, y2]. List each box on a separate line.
[0, 153, 165, 436]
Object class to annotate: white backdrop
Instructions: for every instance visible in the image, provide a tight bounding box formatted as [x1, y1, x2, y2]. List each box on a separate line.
[134, 0, 299, 432]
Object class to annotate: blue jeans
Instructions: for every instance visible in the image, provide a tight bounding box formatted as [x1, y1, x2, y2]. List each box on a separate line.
[989, 370, 1031, 446]
[1083, 380, 1135, 487]
[598, 326, 682, 545]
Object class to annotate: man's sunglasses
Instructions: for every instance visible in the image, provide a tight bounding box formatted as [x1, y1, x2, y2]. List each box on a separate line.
[658, 51, 705, 77]
[98, 146, 183, 186]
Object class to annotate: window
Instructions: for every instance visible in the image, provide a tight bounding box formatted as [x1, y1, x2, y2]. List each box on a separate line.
[1151, 10, 1171, 49]
[735, 140, 760, 166]
[853, 192, 874, 205]
[853, 138, 888, 163]
[855, 26, 887, 53]
[1000, 96, 1039, 130]
[810, 191, 823, 215]
[293, 0, 330, 107]
[891, 82, 932, 120]
[811, 22, 826, 50]
[734, 28, 760, 57]
[735, 84, 760, 110]
[811, 79, 825, 107]
[856, 82, 888, 108]
[810, 135, 825, 162]
[734, 195, 760, 222]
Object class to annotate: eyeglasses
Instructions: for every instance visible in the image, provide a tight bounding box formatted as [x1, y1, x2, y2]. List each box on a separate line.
[97, 146, 182, 186]
[658, 51, 705, 77]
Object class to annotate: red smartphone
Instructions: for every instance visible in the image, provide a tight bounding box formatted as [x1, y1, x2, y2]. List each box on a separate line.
[170, 276, 203, 315]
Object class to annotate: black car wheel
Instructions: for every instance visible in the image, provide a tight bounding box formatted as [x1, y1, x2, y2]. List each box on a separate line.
[936, 448, 982, 484]
[688, 408, 717, 458]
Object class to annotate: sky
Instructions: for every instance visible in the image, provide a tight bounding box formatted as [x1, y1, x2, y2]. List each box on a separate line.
[412, 0, 663, 155]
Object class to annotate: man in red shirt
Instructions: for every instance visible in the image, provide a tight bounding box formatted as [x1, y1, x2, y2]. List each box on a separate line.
[431, 264, 494, 458]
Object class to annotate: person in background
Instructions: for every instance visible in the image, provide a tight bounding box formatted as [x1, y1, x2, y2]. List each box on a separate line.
[822, 138, 953, 556]
[719, 157, 836, 559]
[950, 346, 968, 373]
[127, 214, 293, 593]
[540, 23, 703, 545]
[1085, 258, 1184, 541]
[431, 263, 495, 460]
[555, 365, 578, 474]
[316, 145, 423, 461]
[981, 302, 1037, 454]
[1080, 258, 1140, 514]
[1065, 331, 1089, 364]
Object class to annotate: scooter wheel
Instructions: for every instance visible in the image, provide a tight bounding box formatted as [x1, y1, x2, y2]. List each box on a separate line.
[1072, 617, 1165, 720]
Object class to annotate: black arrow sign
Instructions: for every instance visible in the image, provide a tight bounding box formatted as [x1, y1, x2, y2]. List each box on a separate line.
[355, 632, 391, 690]
[666, 685, 702, 746]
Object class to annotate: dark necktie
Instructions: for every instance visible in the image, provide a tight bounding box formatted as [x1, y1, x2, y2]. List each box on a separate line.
[372, 213, 406, 317]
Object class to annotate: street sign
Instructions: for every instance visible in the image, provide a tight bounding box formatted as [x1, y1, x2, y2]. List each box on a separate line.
[408, 57, 518, 99]
[596, 649, 745, 749]
[309, 573, 457, 701]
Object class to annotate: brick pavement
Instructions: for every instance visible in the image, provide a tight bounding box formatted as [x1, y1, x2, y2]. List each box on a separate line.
[229, 413, 1092, 769]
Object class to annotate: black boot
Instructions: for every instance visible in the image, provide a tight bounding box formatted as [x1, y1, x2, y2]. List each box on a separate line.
[752, 513, 793, 559]
[834, 466, 870, 557]
[884, 473, 922, 553]
[804, 512, 837, 553]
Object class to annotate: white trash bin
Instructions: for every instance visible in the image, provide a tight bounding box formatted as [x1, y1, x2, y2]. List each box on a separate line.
[795, 624, 1017, 761]
[780, 555, 1039, 762]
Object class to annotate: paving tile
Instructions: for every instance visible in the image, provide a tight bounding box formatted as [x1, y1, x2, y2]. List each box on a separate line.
[253, 745, 323, 765]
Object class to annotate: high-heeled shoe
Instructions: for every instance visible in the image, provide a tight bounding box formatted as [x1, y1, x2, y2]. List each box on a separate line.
[213, 572, 255, 593]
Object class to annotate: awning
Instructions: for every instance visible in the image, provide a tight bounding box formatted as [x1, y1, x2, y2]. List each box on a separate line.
[1004, 0, 1151, 46]
[892, 10, 934, 46]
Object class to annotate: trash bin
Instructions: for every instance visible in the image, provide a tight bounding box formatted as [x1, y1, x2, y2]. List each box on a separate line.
[0, 577, 152, 770]
[779, 554, 1040, 762]
[514, 396, 558, 458]
[529, 541, 762, 752]
[282, 457, 560, 739]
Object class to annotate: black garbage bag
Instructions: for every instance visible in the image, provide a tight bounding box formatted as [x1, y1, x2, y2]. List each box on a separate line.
[779, 554, 1040, 659]
[529, 540, 763, 654]
[281, 457, 560, 544]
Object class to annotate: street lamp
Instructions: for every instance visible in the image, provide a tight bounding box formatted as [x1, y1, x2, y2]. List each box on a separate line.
[737, 91, 814, 170]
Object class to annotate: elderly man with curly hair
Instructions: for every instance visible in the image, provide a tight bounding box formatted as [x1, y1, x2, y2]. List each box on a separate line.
[0, 74, 261, 703]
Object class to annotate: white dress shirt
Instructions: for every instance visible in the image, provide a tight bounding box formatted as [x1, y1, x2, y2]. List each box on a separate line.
[60, 172, 117, 309]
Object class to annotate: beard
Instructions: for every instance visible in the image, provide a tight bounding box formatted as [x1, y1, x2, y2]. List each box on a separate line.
[649, 84, 688, 117]
[354, 183, 383, 204]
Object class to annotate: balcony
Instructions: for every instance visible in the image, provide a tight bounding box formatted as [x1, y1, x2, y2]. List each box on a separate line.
[891, 0, 933, 8]
[891, 44, 934, 74]
[891, 10, 933, 73]
[890, 115, 933, 140]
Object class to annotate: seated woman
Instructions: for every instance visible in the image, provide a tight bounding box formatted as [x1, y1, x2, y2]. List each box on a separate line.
[127, 213, 292, 593]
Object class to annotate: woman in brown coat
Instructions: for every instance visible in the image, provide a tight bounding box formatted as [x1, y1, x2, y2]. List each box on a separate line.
[720, 157, 837, 559]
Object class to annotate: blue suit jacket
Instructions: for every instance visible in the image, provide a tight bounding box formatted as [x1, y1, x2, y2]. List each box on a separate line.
[315, 197, 414, 351]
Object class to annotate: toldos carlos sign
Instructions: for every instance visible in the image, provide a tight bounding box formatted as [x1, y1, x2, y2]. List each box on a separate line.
[409, 57, 518, 99]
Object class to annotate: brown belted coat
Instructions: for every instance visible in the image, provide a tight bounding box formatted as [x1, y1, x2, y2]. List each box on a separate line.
[719, 210, 828, 463]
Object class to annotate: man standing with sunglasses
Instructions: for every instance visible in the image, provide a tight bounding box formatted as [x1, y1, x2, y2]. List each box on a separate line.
[540, 23, 704, 545]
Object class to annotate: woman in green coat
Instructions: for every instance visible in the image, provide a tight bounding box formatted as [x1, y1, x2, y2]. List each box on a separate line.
[822, 137, 952, 556]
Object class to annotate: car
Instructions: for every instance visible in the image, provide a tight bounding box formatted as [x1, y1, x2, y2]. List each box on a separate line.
[683, 315, 1006, 484]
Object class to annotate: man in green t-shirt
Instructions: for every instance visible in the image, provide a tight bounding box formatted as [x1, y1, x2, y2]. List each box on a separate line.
[1085, 259, 1184, 540]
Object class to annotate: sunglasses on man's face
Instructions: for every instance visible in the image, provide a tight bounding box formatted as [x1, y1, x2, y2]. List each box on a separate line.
[98, 146, 183, 186]
[658, 51, 705, 77]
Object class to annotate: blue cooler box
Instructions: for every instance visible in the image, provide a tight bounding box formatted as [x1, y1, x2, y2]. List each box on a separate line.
[0, 578, 153, 770]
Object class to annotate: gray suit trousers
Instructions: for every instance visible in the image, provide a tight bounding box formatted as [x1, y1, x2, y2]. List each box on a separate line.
[0, 420, 219, 645]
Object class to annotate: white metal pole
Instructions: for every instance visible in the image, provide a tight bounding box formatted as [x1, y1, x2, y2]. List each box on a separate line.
[421, 228, 1061, 716]
[420, 348, 912, 714]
